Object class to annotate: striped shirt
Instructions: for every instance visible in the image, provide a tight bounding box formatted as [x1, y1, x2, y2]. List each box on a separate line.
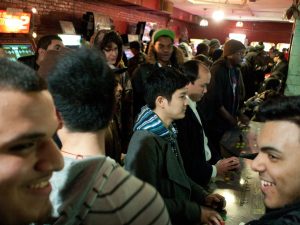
[50, 156, 171, 225]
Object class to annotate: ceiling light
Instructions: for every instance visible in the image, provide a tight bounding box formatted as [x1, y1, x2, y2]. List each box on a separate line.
[236, 21, 243, 27]
[212, 10, 224, 21]
[199, 19, 208, 26]
[31, 8, 37, 14]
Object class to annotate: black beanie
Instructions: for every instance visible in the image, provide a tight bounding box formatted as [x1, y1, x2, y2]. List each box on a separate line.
[223, 39, 245, 57]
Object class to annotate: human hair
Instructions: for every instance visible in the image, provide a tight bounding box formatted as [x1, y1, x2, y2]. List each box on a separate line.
[144, 67, 189, 109]
[35, 35, 63, 62]
[129, 41, 141, 51]
[196, 43, 209, 55]
[193, 54, 213, 68]
[48, 47, 116, 132]
[93, 30, 123, 65]
[182, 60, 209, 84]
[37, 35, 62, 51]
[255, 96, 300, 128]
[275, 52, 286, 61]
[0, 58, 47, 91]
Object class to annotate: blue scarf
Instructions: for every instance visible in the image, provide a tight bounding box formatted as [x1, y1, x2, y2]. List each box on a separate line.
[134, 106, 177, 139]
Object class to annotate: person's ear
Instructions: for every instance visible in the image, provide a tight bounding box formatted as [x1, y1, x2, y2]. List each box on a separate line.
[155, 96, 166, 109]
[55, 110, 64, 130]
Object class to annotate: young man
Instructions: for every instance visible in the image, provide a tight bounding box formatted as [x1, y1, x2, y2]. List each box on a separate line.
[175, 60, 240, 187]
[18, 34, 64, 70]
[125, 67, 225, 225]
[47, 47, 170, 225]
[0, 58, 64, 225]
[246, 96, 300, 225]
[199, 39, 247, 163]
[131, 28, 185, 119]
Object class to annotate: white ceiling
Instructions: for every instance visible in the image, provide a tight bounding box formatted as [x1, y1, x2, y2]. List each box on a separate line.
[170, 0, 293, 22]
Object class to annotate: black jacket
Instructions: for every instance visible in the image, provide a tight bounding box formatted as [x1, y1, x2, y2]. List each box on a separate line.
[246, 201, 300, 225]
[199, 58, 245, 133]
[175, 106, 213, 187]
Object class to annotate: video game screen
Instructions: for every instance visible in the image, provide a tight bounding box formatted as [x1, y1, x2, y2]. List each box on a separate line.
[1, 44, 34, 61]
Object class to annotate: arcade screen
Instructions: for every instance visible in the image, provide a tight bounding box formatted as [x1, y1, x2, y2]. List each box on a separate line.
[0, 10, 31, 34]
[2, 44, 34, 61]
[124, 46, 134, 59]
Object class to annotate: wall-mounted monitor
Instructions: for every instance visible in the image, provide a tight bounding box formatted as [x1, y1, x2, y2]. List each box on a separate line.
[58, 34, 81, 48]
[276, 43, 290, 51]
[229, 33, 246, 45]
[250, 41, 275, 52]
[0, 10, 31, 34]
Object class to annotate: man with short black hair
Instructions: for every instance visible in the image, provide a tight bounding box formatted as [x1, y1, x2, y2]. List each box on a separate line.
[128, 41, 146, 76]
[126, 66, 225, 225]
[131, 28, 185, 119]
[18, 34, 64, 70]
[176, 60, 240, 187]
[47, 47, 170, 225]
[246, 96, 300, 225]
[0, 58, 64, 225]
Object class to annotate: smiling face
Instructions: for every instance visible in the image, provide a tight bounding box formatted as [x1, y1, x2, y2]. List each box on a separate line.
[251, 121, 300, 209]
[0, 90, 64, 224]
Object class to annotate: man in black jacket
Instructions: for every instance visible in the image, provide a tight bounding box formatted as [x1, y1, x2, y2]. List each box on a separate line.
[176, 60, 240, 187]
[199, 39, 247, 163]
[246, 96, 300, 225]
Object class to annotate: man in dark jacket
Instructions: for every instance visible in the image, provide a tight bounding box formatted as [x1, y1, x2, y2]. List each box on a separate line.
[246, 96, 300, 225]
[199, 39, 247, 163]
[131, 29, 185, 119]
[126, 66, 225, 225]
[175, 60, 240, 187]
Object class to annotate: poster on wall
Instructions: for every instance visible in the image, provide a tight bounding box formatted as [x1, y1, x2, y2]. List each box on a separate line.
[59, 21, 76, 34]
[93, 13, 112, 31]
[142, 22, 157, 42]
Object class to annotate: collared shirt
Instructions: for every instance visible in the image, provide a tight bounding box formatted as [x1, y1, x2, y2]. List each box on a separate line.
[187, 96, 217, 178]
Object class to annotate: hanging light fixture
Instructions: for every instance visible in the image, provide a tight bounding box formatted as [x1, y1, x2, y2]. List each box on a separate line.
[236, 16, 243, 27]
[200, 19, 208, 26]
[199, 8, 208, 27]
[236, 21, 243, 27]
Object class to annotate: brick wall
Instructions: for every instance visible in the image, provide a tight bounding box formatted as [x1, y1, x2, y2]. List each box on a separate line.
[0, 0, 168, 37]
[0, 0, 293, 44]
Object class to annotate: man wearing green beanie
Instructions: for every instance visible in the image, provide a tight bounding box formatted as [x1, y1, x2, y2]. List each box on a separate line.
[199, 39, 247, 163]
[131, 28, 185, 119]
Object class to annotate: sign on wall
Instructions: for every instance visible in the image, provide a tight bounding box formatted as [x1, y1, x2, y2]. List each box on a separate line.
[0, 10, 31, 33]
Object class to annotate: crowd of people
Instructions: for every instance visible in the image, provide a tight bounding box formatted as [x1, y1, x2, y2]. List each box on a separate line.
[0, 28, 299, 225]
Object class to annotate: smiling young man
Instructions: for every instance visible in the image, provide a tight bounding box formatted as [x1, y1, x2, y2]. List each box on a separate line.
[0, 58, 64, 225]
[246, 96, 300, 225]
[125, 67, 225, 225]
